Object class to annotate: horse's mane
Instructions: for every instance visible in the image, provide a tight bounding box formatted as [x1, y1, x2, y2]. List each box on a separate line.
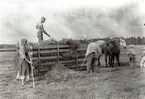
[111, 37, 123, 46]
[106, 40, 118, 48]
[112, 37, 125, 42]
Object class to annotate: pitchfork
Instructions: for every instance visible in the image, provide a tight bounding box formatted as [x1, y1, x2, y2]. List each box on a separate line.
[28, 46, 35, 88]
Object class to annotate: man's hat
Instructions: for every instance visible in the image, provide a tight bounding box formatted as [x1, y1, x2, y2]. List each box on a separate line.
[41, 17, 46, 20]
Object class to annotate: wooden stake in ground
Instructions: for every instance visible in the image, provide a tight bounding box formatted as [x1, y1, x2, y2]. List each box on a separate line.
[28, 46, 35, 88]
[38, 42, 40, 76]
[15, 41, 19, 70]
[75, 49, 78, 70]
[56, 41, 60, 64]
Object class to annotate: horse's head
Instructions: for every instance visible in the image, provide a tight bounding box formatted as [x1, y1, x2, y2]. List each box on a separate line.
[119, 38, 127, 49]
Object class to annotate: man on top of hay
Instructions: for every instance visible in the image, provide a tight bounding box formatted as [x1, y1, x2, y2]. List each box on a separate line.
[36, 17, 51, 42]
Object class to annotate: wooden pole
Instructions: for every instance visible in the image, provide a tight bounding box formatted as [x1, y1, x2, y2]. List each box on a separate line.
[57, 41, 59, 64]
[38, 42, 40, 76]
[75, 49, 78, 70]
[15, 41, 19, 70]
[29, 45, 35, 88]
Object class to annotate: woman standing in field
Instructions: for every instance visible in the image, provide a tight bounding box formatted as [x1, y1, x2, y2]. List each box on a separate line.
[16, 39, 32, 85]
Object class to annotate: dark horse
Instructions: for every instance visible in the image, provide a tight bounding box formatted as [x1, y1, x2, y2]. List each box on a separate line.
[104, 38, 127, 67]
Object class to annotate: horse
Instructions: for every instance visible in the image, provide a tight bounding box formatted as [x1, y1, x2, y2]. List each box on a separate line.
[94, 40, 106, 65]
[104, 37, 127, 67]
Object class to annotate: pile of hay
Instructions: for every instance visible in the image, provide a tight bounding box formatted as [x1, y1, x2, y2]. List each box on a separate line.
[59, 39, 82, 58]
[45, 64, 85, 84]
[39, 39, 58, 45]
[66, 39, 81, 50]
[34, 38, 81, 47]
[59, 39, 81, 49]
[33, 39, 82, 58]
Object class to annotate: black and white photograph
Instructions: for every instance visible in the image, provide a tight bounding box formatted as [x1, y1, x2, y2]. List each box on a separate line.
[0, 0, 145, 99]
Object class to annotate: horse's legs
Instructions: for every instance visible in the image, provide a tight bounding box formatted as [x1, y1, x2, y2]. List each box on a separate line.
[116, 54, 120, 66]
[113, 56, 115, 65]
[108, 55, 110, 66]
[108, 55, 115, 67]
[111, 56, 114, 67]
[108, 56, 110, 66]
[98, 55, 101, 66]
[109, 55, 112, 67]
[110, 56, 112, 67]
[105, 54, 108, 67]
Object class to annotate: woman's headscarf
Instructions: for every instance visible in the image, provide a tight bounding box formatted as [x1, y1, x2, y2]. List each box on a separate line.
[21, 39, 27, 45]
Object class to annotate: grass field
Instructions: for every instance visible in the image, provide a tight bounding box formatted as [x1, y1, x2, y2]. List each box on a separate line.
[0, 45, 145, 99]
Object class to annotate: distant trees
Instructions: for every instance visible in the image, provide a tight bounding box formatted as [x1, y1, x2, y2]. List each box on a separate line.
[125, 37, 145, 45]
[0, 37, 145, 47]
[0, 44, 16, 49]
[78, 36, 145, 45]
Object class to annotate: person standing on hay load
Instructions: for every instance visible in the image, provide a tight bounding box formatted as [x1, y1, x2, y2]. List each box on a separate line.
[16, 39, 33, 85]
[127, 45, 136, 67]
[36, 17, 51, 42]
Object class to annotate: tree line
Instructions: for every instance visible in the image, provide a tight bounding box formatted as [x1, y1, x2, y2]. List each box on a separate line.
[77, 37, 145, 45]
[0, 36, 145, 48]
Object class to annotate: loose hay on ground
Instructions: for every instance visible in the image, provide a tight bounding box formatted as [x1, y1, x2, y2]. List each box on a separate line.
[45, 64, 85, 84]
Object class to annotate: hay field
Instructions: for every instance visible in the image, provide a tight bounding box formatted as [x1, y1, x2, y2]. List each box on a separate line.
[0, 45, 145, 99]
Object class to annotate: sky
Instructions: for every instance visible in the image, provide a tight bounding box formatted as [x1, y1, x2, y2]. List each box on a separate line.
[0, 0, 145, 44]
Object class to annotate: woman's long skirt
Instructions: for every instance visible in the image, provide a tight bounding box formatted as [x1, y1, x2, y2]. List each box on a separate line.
[16, 59, 31, 80]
